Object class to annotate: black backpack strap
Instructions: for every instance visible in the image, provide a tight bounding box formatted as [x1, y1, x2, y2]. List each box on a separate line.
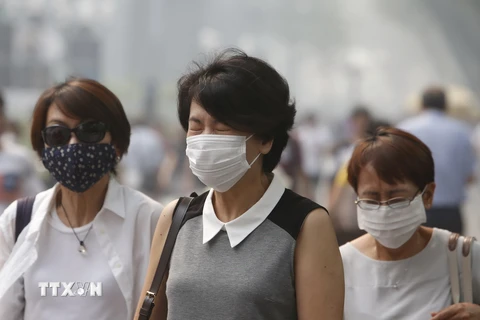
[15, 196, 36, 242]
[139, 196, 194, 320]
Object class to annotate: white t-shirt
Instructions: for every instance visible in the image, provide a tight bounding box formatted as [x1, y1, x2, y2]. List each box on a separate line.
[23, 209, 127, 320]
[340, 228, 480, 320]
[296, 124, 333, 178]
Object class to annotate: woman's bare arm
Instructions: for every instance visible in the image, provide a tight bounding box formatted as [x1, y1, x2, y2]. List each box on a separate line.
[134, 199, 178, 320]
[295, 208, 345, 319]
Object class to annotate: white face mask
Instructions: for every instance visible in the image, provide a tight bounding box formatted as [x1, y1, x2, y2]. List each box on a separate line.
[186, 134, 261, 192]
[356, 192, 427, 249]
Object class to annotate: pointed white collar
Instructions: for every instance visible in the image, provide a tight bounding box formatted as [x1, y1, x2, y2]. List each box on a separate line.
[202, 174, 285, 248]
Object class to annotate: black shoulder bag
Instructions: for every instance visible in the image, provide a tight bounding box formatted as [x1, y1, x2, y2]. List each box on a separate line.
[138, 196, 195, 320]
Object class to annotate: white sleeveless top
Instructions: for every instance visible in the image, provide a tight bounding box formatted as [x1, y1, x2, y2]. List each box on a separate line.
[340, 228, 480, 320]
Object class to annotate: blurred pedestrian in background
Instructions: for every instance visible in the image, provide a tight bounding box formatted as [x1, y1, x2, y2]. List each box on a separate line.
[0, 90, 44, 214]
[120, 119, 178, 199]
[398, 87, 476, 234]
[278, 131, 308, 193]
[329, 118, 390, 245]
[295, 112, 334, 199]
[335, 106, 373, 167]
[0, 78, 163, 320]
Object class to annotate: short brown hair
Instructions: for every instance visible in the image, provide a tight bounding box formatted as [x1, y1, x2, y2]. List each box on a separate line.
[30, 78, 131, 158]
[347, 127, 434, 192]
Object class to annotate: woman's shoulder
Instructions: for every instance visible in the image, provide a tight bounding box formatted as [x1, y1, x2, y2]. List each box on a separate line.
[154, 191, 209, 226]
[430, 227, 468, 254]
[117, 182, 164, 210]
[281, 189, 325, 209]
[268, 189, 327, 240]
[340, 234, 371, 263]
[1, 185, 57, 223]
[0, 186, 56, 260]
[185, 191, 209, 218]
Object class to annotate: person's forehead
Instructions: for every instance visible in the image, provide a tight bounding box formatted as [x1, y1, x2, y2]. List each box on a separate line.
[45, 104, 81, 126]
[189, 101, 212, 117]
[357, 165, 415, 190]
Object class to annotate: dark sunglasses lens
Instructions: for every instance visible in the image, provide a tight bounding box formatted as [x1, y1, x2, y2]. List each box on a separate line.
[44, 127, 71, 147]
[76, 122, 107, 143]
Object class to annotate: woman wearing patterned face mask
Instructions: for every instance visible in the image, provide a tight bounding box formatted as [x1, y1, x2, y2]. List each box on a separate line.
[341, 127, 480, 320]
[135, 49, 344, 320]
[0, 78, 163, 320]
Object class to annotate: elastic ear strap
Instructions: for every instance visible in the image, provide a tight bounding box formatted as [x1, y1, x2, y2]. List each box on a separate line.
[461, 236, 475, 303]
[447, 233, 460, 304]
[249, 153, 262, 167]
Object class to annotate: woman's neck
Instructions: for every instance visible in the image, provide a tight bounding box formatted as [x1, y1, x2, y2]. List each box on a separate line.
[212, 173, 271, 223]
[56, 175, 110, 227]
[372, 227, 433, 261]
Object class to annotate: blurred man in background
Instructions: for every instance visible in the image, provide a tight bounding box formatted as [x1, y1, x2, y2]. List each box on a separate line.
[120, 119, 166, 197]
[332, 106, 372, 176]
[278, 131, 307, 194]
[296, 112, 334, 200]
[398, 86, 476, 234]
[329, 115, 388, 245]
[120, 119, 180, 199]
[0, 91, 45, 214]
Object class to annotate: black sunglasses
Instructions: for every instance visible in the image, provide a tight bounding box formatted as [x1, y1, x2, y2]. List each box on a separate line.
[42, 121, 108, 147]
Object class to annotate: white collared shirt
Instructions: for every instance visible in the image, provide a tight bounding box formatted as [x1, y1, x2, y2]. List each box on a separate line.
[202, 174, 285, 248]
[0, 178, 163, 320]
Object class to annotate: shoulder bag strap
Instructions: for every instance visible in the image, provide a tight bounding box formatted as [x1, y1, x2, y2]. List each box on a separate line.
[15, 196, 36, 242]
[461, 236, 476, 303]
[447, 232, 461, 304]
[138, 196, 194, 320]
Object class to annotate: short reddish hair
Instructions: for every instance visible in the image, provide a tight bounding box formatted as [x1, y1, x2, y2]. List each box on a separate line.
[347, 127, 434, 192]
[30, 78, 131, 158]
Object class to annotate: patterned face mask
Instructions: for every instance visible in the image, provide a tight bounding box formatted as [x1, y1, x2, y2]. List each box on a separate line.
[42, 143, 117, 193]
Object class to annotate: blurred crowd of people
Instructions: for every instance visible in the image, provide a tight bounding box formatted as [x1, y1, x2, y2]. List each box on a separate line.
[0, 45, 479, 319]
[0, 94, 44, 213]
[1, 84, 479, 248]
[277, 87, 479, 245]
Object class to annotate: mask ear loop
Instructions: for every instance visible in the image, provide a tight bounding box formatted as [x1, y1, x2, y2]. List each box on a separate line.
[418, 185, 429, 198]
[246, 134, 254, 141]
[245, 134, 261, 167]
[248, 153, 262, 167]
[421, 186, 427, 195]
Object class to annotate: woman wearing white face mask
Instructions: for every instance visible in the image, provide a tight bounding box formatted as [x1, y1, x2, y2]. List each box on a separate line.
[341, 127, 480, 320]
[135, 49, 344, 320]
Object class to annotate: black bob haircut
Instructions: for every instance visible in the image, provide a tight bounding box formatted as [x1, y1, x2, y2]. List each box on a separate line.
[177, 48, 296, 173]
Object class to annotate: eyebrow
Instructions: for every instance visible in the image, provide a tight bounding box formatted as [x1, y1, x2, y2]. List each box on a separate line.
[189, 116, 219, 125]
[46, 119, 68, 126]
[360, 188, 410, 197]
[360, 191, 379, 197]
[388, 188, 410, 195]
[188, 116, 202, 124]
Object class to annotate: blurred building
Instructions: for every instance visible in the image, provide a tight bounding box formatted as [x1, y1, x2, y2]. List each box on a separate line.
[0, 0, 479, 123]
[0, 21, 13, 87]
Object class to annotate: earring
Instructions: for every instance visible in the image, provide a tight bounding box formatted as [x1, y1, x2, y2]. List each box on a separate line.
[116, 156, 121, 162]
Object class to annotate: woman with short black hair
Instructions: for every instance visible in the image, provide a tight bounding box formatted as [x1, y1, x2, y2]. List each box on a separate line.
[136, 49, 344, 320]
[0, 78, 163, 320]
